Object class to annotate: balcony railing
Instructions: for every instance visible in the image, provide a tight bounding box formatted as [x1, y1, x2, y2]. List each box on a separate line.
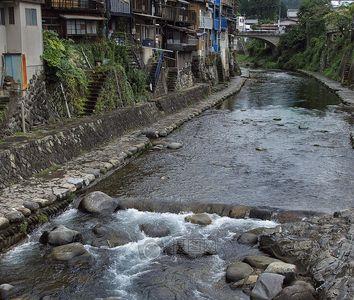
[166, 38, 197, 52]
[132, 0, 150, 14]
[110, 0, 130, 15]
[44, 0, 102, 10]
[161, 6, 196, 24]
[221, 0, 233, 7]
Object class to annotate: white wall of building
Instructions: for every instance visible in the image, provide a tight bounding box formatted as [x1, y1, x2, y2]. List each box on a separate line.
[0, 1, 43, 86]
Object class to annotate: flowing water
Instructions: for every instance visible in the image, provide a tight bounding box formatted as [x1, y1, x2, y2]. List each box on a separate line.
[0, 70, 353, 299]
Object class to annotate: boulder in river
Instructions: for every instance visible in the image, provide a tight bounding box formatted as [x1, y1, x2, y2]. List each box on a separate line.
[164, 238, 216, 258]
[140, 223, 170, 238]
[0, 283, 14, 300]
[226, 261, 254, 283]
[5, 211, 24, 223]
[40, 225, 82, 246]
[50, 242, 93, 267]
[229, 205, 249, 218]
[274, 280, 316, 300]
[185, 213, 212, 226]
[142, 128, 159, 139]
[90, 224, 133, 248]
[79, 191, 119, 215]
[265, 261, 296, 278]
[166, 142, 183, 150]
[251, 273, 285, 300]
[230, 275, 258, 289]
[237, 232, 258, 245]
[243, 255, 281, 269]
[249, 208, 273, 220]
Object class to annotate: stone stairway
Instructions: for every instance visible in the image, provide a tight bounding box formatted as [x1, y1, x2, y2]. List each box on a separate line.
[83, 71, 107, 115]
[127, 48, 143, 70]
[342, 62, 351, 85]
[167, 68, 178, 92]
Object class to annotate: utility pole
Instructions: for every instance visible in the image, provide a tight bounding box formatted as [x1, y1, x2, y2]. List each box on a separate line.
[278, 0, 281, 32]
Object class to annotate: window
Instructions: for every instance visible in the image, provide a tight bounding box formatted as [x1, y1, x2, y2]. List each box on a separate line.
[0, 8, 5, 25]
[25, 8, 37, 26]
[66, 20, 98, 35]
[8, 7, 15, 25]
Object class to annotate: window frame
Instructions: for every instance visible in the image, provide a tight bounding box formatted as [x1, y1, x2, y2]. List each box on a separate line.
[8, 7, 15, 25]
[0, 8, 5, 26]
[25, 8, 38, 26]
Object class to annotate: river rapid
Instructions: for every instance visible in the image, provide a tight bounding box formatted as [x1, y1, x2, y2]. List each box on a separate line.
[0, 70, 353, 299]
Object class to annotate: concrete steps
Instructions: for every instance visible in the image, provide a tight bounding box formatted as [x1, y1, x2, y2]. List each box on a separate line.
[83, 71, 107, 115]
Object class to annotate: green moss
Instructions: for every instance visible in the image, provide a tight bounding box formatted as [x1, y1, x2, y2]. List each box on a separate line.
[37, 214, 48, 223]
[19, 222, 28, 234]
[35, 164, 61, 178]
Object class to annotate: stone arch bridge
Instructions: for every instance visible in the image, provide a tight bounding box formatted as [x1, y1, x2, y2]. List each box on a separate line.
[237, 31, 283, 48]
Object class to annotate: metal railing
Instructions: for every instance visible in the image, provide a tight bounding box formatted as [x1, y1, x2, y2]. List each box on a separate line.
[110, 0, 130, 14]
[161, 5, 196, 24]
[44, 0, 101, 10]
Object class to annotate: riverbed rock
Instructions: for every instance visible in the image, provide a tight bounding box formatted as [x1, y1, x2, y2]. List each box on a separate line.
[140, 223, 170, 238]
[274, 281, 316, 300]
[166, 142, 183, 150]
[90, 224, 132, 247]
[164, 238, 216, 258]
[231, 275, 259, 289]
[243, 255, 281, 269]
[23, 201, 40, 212]
[50, 242, 88, 261]
[185, 213, 212, 226]
[79, 191, 119, 215]
[226, 261, 254, 282]
[251, 273, 285, 300]
[0, 284, 14, 300]
[298, 124, 309, 130]
[0, 217, 9, 229]
[40, 225, 83, 246]
[17, 207, 31, 217]
[273, 117, 282, 121]
[237, 232, 258, 245]
[142, 128, 159, 139]
[229, 205, 249, 218]
[5, 211, 24, 223]
[265, 261, 296, 277]
[249, 208, 273, 220]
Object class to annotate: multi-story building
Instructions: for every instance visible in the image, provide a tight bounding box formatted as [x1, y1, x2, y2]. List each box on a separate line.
[107, 0, 132, 40]
[41, 0, 105, 38]
[0, 0, 44, 89]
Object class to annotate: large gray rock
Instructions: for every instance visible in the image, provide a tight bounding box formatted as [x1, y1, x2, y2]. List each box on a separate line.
[185, 213, 212, 226]
[164, 238, 216, 258]
[167, 142, 183, 150]
[140, 223, 170, 238]
[0, 283, 14, 300]
[23, 201, 40, 212]
[237, 232, 258, 245]
[274, 281, 316, 300]
[79, 191, 119, 214]
[226, 261, 254, 283]
[0, 217, 9, 229]
[90, 224, 133, 248]
[265, 261, 296, 277]
[5, 211, 24, 223]
[251, 273, 285, 300]
[50, 243, 87, 261]
[40, 225, 82, 246]
[244, 255, 281, 269]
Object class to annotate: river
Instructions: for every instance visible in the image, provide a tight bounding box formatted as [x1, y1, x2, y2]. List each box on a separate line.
[0, 70, 353, 299]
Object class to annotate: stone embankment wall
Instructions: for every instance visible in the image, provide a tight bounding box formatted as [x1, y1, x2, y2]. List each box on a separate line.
[0, 84, 209, 189]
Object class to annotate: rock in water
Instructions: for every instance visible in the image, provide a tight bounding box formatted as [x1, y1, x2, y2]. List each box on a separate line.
[0, 284, 14, 300]
[274, 281, 316, 300]
[50, 242, 89, 261]
[251, 273, 285, 300]
[140, 223, 170, 238]
[164, 238, 216, 258]
[265, 261, 296, 277]
[243, 255, 281, 269]
[298, 124, 309, 130]
[185, 213, 212, 226]
[79, 191, 119, 214]
[237, 232, 258, 245]
[226, 261, 254, 283]
[90, 224, 132, 247]
[142, 128, 159, 139]
[40, 225, 82, 246]
[167, 142, 183, 150]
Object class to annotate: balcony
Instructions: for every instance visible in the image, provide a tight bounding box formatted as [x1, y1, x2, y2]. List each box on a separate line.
[110, 0, 130, 15]
[221, 0, 233, 7]
[132, 0, 150, 14]
[44, 0, 102, 10]
[161, 5, 196, 24]
[166, 39, 198, 52]
[214, 17, 227, 30]
[199, 15, 213, 29]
